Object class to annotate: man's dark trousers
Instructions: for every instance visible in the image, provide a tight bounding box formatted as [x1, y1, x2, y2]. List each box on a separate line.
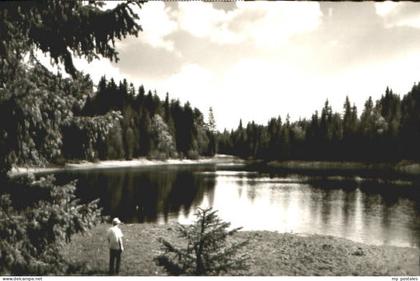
[109, 249, 122, 275]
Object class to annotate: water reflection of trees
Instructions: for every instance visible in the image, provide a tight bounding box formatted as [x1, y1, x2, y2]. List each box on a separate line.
[307, 178, 420, 247]
[72, 167, 217, 224]
[59, 168, 419, 247]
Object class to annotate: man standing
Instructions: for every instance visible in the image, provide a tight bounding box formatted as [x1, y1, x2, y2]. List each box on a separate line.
[107, 217, 124, 275]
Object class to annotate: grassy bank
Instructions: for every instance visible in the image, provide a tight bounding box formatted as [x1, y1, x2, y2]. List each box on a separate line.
[265, 160, 420, 176]
[62, 223, 419, 276]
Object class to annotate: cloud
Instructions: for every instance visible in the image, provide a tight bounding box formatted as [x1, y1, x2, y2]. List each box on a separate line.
[210, 1, 238, 12]
[235, 2, 322, 49]
[374, 2, 399, 17]
[74, 57, 125, 84]
[34, 50, 125, 84]
[137, 2, 178, 51]
[151, 63, 214, 106]
[166, 64, 213, 102]
[175, 1, 322, 48]
[176, 2, 241, 45]
[378, 2, 420, 29]
[290, 2, 420, 76]
[63, 2, 420, 131]
[112, 38, 183, 80]
[109, 2, 323, 84]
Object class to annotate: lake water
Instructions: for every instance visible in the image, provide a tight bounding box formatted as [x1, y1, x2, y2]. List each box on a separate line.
[52, 162, 420, 248]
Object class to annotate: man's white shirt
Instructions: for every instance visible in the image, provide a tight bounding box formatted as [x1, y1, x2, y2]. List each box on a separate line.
[107, 225, 124, 251]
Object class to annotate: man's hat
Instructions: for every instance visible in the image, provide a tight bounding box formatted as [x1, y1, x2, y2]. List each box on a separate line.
[112, 217, 122, 225]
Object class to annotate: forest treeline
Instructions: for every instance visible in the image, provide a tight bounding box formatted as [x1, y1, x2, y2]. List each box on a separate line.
[0, 69, 217, 170]
[65, 76, 217, 161]
[218, 85, 420, 162]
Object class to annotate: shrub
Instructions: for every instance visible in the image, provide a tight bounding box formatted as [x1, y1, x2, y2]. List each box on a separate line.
[147, 150, 169, 161]
[155, 208, 249, 276]
[186, 149, 200, 160]
[150, 114, 177, 158]
[0, 175, 103, 275]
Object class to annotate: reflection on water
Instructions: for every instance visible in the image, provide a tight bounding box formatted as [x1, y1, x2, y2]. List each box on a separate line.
[53, 165, 420, 248]
[57, 166, 217, 224]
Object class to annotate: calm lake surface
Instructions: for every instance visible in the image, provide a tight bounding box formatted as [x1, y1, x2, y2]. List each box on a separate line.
[52, 162, 420, 248]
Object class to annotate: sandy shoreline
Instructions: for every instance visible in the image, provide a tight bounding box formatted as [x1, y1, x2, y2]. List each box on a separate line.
[10, 157, 420, 177]
[8, 155, 242, 177]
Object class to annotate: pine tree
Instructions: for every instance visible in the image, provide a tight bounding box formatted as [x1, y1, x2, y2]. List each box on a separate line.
[360, 96, 375, 136]
[207, 107, 216, 133]
[156, 208, 249, 276]
[0, 0, 142, 79]
[0, 175, 103, 275]
[206, 107, 217, 156]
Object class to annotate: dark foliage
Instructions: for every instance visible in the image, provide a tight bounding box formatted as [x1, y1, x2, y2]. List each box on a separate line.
[0, 0, 143, 79]
[79, 76, 216, 161]
[0, 175, 103, 275]
[219, 86, 420, 163]
[0, 0, 144, 176]
[0, 1, 139, 276]
[0, 0, 217, 173]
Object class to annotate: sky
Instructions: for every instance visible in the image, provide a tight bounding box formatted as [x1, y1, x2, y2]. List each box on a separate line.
[69, 1, 420, 131]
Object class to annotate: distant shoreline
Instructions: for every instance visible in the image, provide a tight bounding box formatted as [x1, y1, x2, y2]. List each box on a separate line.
[256, 160, 420, 176]
[9, 157, 420, 177]
[8, 154, 243, 177]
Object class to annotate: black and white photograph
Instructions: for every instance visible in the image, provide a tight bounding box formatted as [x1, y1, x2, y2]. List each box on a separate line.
[0, 0, 419, 278]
